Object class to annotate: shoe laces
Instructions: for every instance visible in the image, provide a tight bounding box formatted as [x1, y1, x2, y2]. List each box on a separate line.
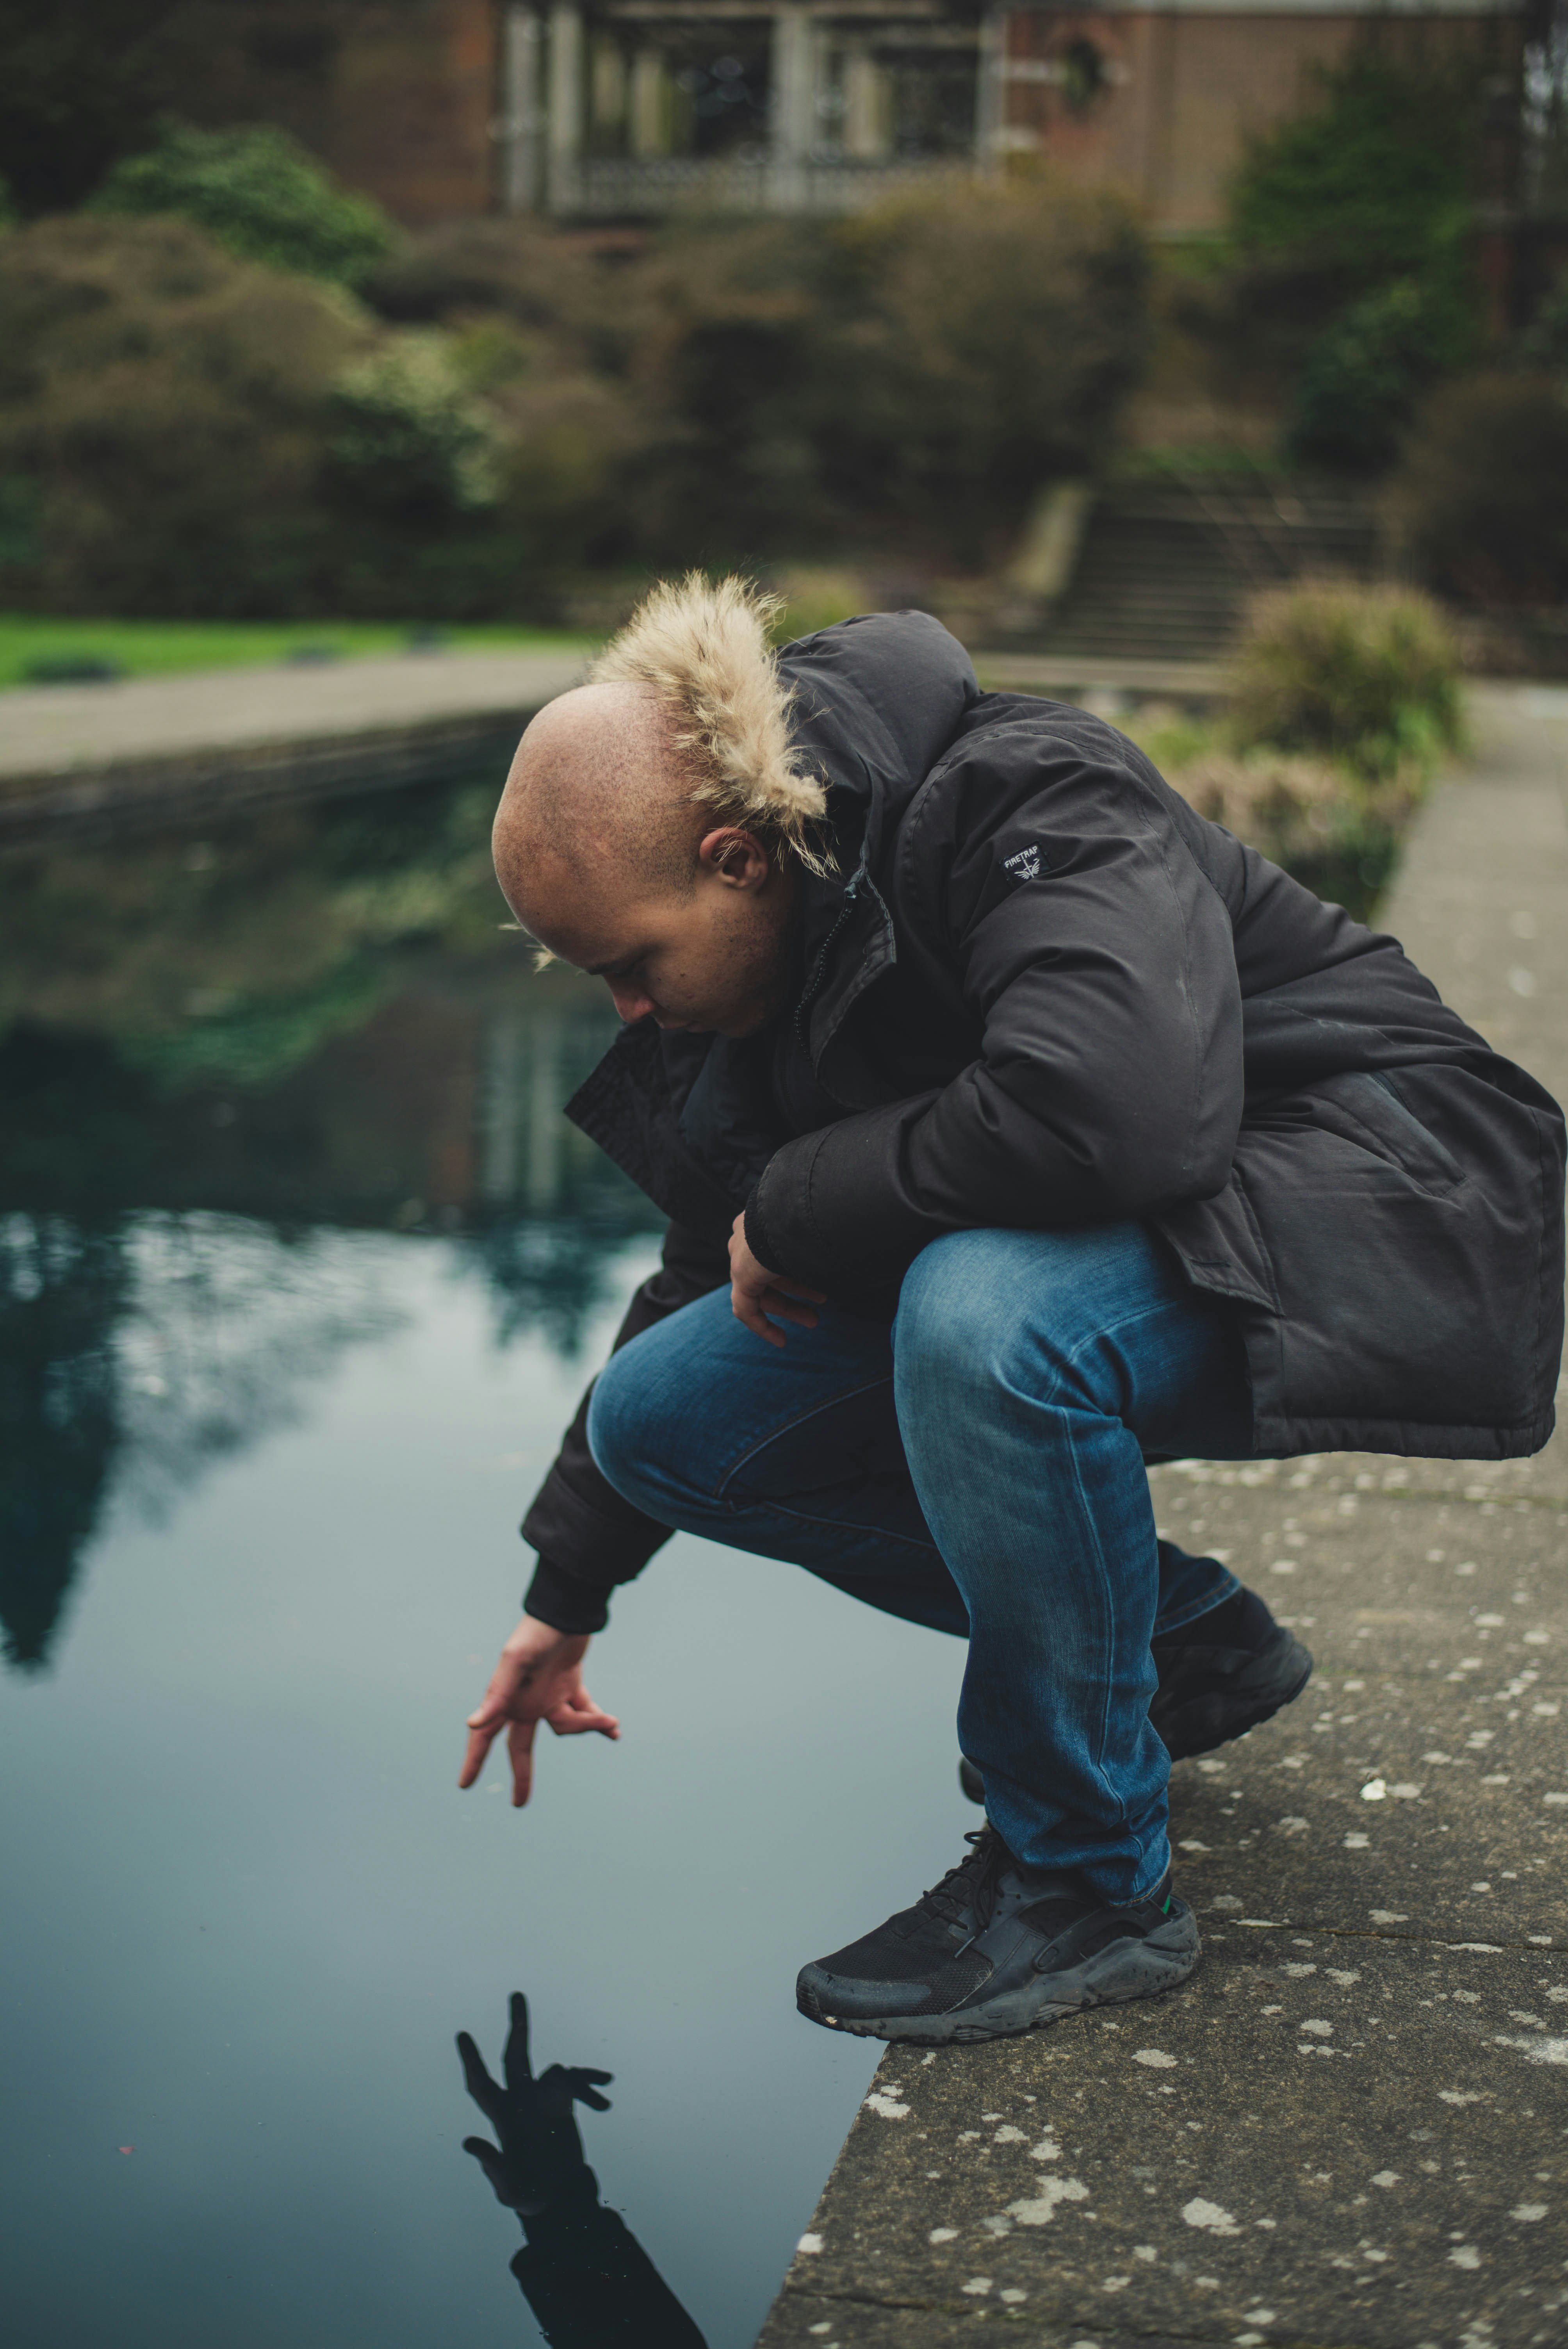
[916, 1828, 1009, 1935]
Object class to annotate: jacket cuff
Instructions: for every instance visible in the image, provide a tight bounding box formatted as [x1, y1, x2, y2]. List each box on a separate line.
[743, 1183, 784, 1279]
[523, 1556, 614, 1636]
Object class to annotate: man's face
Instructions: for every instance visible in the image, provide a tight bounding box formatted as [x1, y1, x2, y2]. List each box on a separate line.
[509, 838, 797, 1039]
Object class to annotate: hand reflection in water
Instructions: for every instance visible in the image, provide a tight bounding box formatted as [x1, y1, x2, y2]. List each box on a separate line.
[458, 1993, 707, 2349]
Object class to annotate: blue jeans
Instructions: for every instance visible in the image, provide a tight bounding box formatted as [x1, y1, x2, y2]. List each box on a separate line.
[587, 1224, 1253, 1901]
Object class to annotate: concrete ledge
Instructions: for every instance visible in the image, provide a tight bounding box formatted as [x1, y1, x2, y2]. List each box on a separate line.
[755, 683, 1568, 2349]
[0, 646, 588, 841]
[971, 653, 1229, 702]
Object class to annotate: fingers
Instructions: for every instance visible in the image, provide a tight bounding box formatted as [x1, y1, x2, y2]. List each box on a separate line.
[458, 1719, 499, 1790]
[561, 2067, 614, 2111]
[456, 2031, 505, 2122]
[508, 1714, 539, 1807]
[460, 1654, 527, 1789]
[732, 1285, 786, 1346]
[502, 1991, 533, 2091]
[762, 1293, 820, 1330]
[545, 1684, 620, 1740]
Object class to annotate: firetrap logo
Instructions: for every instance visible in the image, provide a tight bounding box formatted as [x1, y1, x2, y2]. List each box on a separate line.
[1003, 843, 1045, 884]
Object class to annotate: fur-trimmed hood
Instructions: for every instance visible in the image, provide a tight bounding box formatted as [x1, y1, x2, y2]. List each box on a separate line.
[591, 576, 978, 877]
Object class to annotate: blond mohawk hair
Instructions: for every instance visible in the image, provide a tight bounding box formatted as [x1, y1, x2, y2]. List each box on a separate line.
[590, 573, 834, 876]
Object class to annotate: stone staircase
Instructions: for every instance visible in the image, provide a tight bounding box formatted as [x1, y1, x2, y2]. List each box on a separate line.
[1040, 479, 1379, 663]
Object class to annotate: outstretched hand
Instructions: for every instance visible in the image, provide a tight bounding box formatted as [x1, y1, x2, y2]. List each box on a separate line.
[728, 1211, 824, 1347]
[460, 1615, 619, 1806]
[458, 1992, 613, 2217]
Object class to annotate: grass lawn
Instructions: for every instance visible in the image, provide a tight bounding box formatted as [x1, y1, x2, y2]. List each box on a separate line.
[0, 617, 597, 690]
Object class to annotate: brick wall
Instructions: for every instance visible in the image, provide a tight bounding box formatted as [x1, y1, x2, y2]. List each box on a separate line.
[1000, 8, 1525, 234]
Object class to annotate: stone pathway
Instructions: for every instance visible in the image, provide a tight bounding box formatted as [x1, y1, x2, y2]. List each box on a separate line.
[757, 682, 1568, 2349]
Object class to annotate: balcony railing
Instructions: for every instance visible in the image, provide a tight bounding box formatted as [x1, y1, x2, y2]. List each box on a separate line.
[553, 152, 975, 215]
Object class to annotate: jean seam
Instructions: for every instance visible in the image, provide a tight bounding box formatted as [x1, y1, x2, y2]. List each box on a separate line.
[1051, 1297, 1194, 1419]
[722, 1494, 944, 1558]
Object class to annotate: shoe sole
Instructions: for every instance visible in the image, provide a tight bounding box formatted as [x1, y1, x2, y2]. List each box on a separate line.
[1154, 1630, 1315, 1763]
[796, 1898, 1201, 2047]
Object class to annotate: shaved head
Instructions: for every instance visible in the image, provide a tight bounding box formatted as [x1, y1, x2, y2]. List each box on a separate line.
[493, 681, 703, 906]
[491, 680, 802, 1039]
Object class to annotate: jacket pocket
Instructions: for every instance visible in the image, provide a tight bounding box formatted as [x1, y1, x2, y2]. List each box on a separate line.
[1299, 1069, 1467, 1198]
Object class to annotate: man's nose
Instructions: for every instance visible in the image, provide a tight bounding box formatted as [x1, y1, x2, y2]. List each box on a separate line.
[608, 980, 656, 1023]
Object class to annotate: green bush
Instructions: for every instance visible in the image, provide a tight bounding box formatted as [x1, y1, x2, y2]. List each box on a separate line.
[90, 121, 396, 287]
[1389, 371, 1568, 603]
[1229, 54, 1478, 296]
[830, 177, 1150, 550]
[1166, 743, 1413, 916]
[0, 213, 363, 615]
[1192, 52, 1486, 469]
[1228, 580, 1463, 781]
[328, 335, 501, 522]
[625, 177, 1149, 563]
[0, 185, 1149, 613]
[1288, 267, 1477, 471]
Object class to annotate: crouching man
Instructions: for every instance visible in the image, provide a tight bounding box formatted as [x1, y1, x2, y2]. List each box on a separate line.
[459, 577, 1564, 2046]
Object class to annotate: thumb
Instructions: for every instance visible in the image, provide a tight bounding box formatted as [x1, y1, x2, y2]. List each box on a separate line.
[462, 2135, 506, 2190]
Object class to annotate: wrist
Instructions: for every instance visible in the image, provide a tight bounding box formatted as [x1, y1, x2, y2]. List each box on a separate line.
[504, 1615, 588, 1663]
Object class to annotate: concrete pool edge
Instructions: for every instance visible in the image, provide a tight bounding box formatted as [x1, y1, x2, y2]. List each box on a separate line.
[0, 646, 588, 841]
[753, 682, 1568, 2347]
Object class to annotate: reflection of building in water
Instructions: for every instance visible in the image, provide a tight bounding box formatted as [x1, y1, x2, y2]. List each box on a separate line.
[0, 974, 655, 1675]
[480, 1000, 640, 1220]
[0, 1218, 128, 1670]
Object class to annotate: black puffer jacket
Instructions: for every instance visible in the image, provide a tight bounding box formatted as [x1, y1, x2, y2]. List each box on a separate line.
[522, 613, 1565, 1633]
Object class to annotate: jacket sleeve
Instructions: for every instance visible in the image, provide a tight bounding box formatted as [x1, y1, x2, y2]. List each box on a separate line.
[521, 1220, 730, 1633]
[745, 730, 1245, 1290]
[511, 2197, 707, 2349]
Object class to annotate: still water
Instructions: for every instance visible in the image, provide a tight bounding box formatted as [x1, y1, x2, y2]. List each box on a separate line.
[0, 771, 974, 2349]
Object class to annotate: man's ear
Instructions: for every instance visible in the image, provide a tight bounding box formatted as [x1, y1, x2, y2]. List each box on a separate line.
[697, 827, 770, 890]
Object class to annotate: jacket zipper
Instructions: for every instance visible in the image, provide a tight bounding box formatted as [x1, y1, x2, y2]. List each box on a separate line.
[795, 866, 864, 1058]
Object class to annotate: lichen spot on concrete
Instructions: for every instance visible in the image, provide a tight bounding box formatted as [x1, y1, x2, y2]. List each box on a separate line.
[1181, 2198, 1241, 2235]
[1008, 2177, 1089, 2225]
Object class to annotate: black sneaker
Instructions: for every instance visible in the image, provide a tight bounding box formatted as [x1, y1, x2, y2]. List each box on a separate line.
[796, 1828, 1200, 2046]
[1149, 1585, 1313, 1761]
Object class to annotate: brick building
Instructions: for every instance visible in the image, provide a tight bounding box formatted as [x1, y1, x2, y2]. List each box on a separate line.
[201, 0, 1527, 226]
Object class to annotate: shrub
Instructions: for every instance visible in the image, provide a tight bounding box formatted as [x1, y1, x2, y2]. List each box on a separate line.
[327, 335, 501, 522]
[1227, 580, 1463, 781]
[1165, 744, 1417, 916]
[1387, 370, 1568, 604]
[1288, 267, 1477, 471]
[626, 177, 1150, 563]
[828, 177, 1150, 552]
[90, 121, 396, 287]
[363, 218, 616, 353]
[0, 214, 602, 620]
[0, 213, 364, 615]
[1229, 54, 1478, 296]
[1196, 52, 1485, 465]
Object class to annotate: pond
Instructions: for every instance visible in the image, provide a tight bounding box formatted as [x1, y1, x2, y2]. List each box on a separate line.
[0, 770, 975, 2349]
